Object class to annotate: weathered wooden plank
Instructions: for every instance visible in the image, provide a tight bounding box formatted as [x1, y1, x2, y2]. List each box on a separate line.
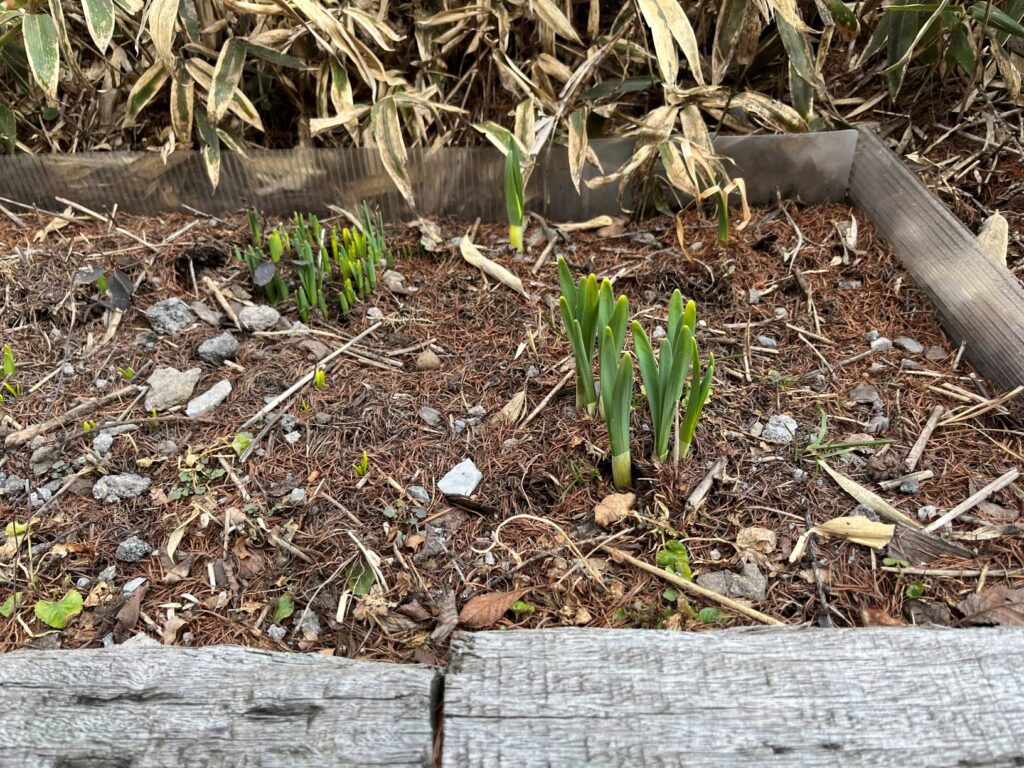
[443, 627, 1024, 767]
[0, 133, 855, 219]
[849, 127, 1024, 393]
[0, 644, 437, 768]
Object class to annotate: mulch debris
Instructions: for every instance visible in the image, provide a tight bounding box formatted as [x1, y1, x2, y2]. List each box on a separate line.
[1, 202, 1022, 661]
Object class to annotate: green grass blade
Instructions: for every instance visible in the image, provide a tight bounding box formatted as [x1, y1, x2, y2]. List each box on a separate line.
[631, 321, 661, 443]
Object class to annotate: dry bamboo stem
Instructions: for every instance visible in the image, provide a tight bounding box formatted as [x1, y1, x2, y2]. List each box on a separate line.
[924, 469, 1020, 532]
[904, 405, 944, 472]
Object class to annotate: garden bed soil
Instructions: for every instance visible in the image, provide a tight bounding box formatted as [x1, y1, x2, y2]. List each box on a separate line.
[0, 203, 1022, 662]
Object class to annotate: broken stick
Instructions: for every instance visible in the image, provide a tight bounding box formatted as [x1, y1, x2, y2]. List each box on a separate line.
[924, 468, 1020, 532]
[904, 405, 944, 472]
[5, 385, 139, 448]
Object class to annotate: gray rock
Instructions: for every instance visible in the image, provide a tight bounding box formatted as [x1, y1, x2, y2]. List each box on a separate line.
[525, 365, 540, 379]
[294, 608, 322, 638]
[280, 414, 299, 433]
[904, 598, 952, 626]
[899, 477, 921, 494]
[238, 304, 281, 332]
[773, 307, 789, 319]
[894, 336, 924, 354]
[917, 505, 940, 523]
[92, 432, 114, 456]
[854, 504, 880, 522]
[189, 300, 224, 327]
[865, 330, 881, 342]
[198, 333, 240, 365]
[30, 444, 60, 476]
[186, 380, 232, 418]
[94, 378, 109, 391]
[453, 419, 467, 437]
[93, 474, 151, 504]
[116, 535, 152, 562]
[284, 431, 302, 445]
[762, 414, 798, 445]
[901, 359, 924, 371]
[366, 307, 384, 320]
[756, 335, 778, 349]
[418, 405, 442, 427]
[925, 346, 946, 361]
[696, 561, 767, 602]
[123, 576, 148, 595]
[438, 459, 482, 496]
[134, 330, 159, 349]
[747, 288, 762, 305]
[313, 412, 331, 426]
[29, 488, 51, 508]
[145, 298, 197, 335]
[97, 565, 117, 582]
[849, 383, 881, 405]
[652, 325, 667, 341]
[839, 279, 863, 290]
[155, 440, 178, 459]
[144, 367, 202, 412]
[870, 337, 893, 352]
[866, 415, 890, 435]
[467, 405, 486, 419]
[76, 576, 92, 589]
[267, 624, 287, 642]
[288, 488, 307, 504]
[407, 485, 431, 504]
[62, 363, 75, 376]
[792, 468, 808, 480]
[4, 474, 30, 497]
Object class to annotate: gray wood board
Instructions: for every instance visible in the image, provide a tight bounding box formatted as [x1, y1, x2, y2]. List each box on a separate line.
[0, 644, 437, 768]
[443, 627, 1024, 767]
[850, 127, 1024, 392]
[0, 132, 856, 219]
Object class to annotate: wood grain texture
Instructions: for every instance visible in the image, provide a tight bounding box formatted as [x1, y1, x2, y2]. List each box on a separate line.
[0, 644, 437, 768]
[850, 128, 1024, 392]
[444, 627, 1024, 767]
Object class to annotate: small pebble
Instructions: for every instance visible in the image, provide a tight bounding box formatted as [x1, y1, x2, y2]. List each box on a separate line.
[92, 432, 114, 456]
[288, 488, 307, 505]
[525, 365, 540, 379]
[237, 304, 281, 332]
[467, 405, 486, 419]
[899, 477, 921, 494]
[839, 280, 863, 290]
[76, 576, 92, 590]
[61, 363, 75, 376]
[267, 625, 287, 642]
[865, 330, 880, 342]
[366, 307, 384, 320]
[438, 459, 483, 496]
[925, 346, 946, 361]
[453, 419, 467, 437]
[870, 337, 893, 352]
[652, 325, 667, 340]
[762, 414, 798, 444]
[792, 468, 808, 480]
[407, 485, 431, 504]
[748, 288, 762, 305]
[93, 378, 109, 391]
[284, 431, 302, 445]
[756, 335, 778, 349]
[116, 536, 152, 563]
[894, 336, 924, 354]
[313, 412, 331, 426]
[93, 474, 151, 504]
[773, 307, 789, 319]
[280, 414, 299, 433]
[97, 565, 116, 582]
[418, 405, 442, 427]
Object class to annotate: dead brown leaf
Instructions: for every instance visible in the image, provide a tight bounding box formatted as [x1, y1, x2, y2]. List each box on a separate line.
[113, 585, 147, 643]
[430, 589, 458, 643]
[594, 492, 635, 528]
[959, 585, 1024, 626]
[859, 606, 904, 627]
[459, 589, 528, 629]
[162, 615, 186, 645]
[736, 526, 777, 560]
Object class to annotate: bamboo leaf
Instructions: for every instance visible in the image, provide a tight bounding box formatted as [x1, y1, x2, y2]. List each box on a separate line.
[637, 0, 704, 84]
[568, 106, 589, 193]
[195, 110, 221, 189]
[148, 0, 178, 71]
[82, 0, 115, 53]
[209, 38, 247, 124]
[0, 105, 15, 154]
[460, 235, 531, 299]
[124, 60, 169, 123]
[171, 63, 194, 144]
[531, 0, 582, 43]
[23, 14, 60, 101]
[370, 96, 413, 206]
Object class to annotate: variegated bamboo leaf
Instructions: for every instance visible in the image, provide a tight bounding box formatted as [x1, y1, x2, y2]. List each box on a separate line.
[371, 96, 413, 206]
[530, 0, 581, 43]
[82, 0, 115, 53]
[124, 60, 168, 123]
[309, 106, 370, 136]
[209, 38, 247, 124]
[23, 14, 60, 101]
[195, 110, 221, 188]
[148, 0, 178, 71]
[171, 63, 194, 144]
[568, 106, 589, 193]
[637, 0, 704, 84]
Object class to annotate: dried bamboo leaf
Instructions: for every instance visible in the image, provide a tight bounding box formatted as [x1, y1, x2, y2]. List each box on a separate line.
[568, 106, 589, 193]
[370, 96, 413, 206]
[819, 460, 922, 529]
[459, 236, 532, 299]
[637, 0, 704, 84]
[124, 60, 169, 123]
[82, 0, 115, 53]
[23, 14, 60, 101]
[148, 0, 178, 71]
[209, 38, 247, 125]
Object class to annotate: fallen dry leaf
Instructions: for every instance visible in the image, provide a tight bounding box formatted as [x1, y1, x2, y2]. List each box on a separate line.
[459, 589, 528, 629]
[459, 236, 531, 299]
[819, 460, 921, 529]
[959, 585, 1024, 626]
[162, 614, 187, 645]
[594, 492, 635, 528]
[790, 515, 895, 562]
[404, 533, 425, 551]
[555, 215, 618, 233]
[430, 589, 458, 643]
[113, 585, 147, 643]
[736, 527, 777, 560]
[494, 390, 527, 424]
[859, 606, 904, 627]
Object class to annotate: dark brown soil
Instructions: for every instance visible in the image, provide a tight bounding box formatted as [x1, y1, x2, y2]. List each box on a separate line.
[0, 203, 1021, 661]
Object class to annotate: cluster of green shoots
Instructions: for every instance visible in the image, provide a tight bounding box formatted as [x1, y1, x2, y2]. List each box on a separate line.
[558, 256, 714, 490]
[238, 206, 394, 323]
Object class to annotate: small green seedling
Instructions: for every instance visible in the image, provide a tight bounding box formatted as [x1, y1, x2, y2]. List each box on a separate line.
[698, 607, 726, 624]
[353, 450, 369, 478]
[511, 600, 536, 620]
[82, 420, 97, 431]
[504, 138, 525, 252]
[272, 593, 295, 624]
[2, 344, 14, 379]
[314, 368, 327, 391]
[633, 291, 713, 462]
[599, 327, 634, 490]
[905, 582, 927, 599]
[230, 432, 253, 457]
[118, 366, 135, 381]
[656, 540, 692, 580]
[0, 592, 23, 618]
